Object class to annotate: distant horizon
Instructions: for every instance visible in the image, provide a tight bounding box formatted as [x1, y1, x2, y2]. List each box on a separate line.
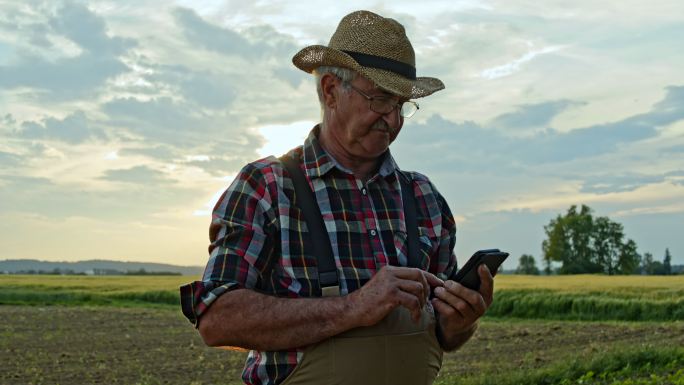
[3, 254, 682, 273]
[0, 258, 205, 268]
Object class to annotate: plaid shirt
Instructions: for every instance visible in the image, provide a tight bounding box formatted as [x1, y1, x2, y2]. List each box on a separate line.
[180, 126, 458, 385]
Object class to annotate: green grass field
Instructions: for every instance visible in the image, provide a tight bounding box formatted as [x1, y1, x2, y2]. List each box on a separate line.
[2, 274, 682, 321]
[2, 274, 683, 384]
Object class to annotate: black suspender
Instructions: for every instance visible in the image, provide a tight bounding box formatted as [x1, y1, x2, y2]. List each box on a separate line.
[281, 155, 338, 288]
[280, 154, 420, 292]
[399, 171, 420, 269]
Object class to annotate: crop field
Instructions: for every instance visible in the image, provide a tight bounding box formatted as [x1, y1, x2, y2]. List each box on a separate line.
[1, 274, 683, 385]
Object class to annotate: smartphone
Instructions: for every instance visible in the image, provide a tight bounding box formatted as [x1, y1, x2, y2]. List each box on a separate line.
[452, 249, 509, 290]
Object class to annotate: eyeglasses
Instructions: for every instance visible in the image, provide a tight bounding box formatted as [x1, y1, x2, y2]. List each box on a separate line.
[346, 83, 419, 118]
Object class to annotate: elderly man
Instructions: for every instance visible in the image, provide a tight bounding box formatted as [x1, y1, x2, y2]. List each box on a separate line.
[181, 10, 493, 385]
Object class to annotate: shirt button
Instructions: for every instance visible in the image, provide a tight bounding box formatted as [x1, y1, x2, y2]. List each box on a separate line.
[370, 229, 377, 236]
[361, 188, 367, 195]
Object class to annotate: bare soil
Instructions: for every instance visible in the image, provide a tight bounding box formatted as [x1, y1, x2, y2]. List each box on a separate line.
[1, 306, 682, 384]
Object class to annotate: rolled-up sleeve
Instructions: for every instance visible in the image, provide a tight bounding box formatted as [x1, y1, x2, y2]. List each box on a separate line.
[180, 162, 278, 326]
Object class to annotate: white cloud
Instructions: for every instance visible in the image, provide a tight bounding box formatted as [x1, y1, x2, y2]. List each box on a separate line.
[480, 45, 565, 79]
[256, 120, 315, 158]
[185, 155, 210, 162]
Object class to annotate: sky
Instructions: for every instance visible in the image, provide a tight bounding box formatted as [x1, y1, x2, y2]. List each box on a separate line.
[1, 0, 683, 270]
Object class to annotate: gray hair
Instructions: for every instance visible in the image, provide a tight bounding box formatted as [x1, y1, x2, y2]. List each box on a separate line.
[314, 66, 357, 109]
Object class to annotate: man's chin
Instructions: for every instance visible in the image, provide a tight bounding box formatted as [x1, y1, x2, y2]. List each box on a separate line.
[363, 142, 391, 157]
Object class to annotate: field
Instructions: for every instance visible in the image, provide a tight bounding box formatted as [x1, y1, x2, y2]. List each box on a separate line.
[1, 274, 683, 384]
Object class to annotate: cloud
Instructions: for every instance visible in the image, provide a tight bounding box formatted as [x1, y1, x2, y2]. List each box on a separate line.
[170, 7, 303, 88]
[490, 100, 583, 132]
[119, 146, 178, 162]
[48, 3, 134, 56]
[141, 64, 237, 110]
[0, 174, 53, 188]
[102, 97, 216, 144]
[653, 85, 684, 113]
[481, 45, 565, 79]
[99, 165, 172, 185]
[172, 7, 258, 58]
[171, 7, 299, 60]
[0, 151, 20, 167]
[0, 170, 200, 221]
[0, 113, 17, 133]
[0, 3, 134, 99]
[666, 170, 684, 187]
[16, 111, 106, 144]
[273, 66, 308, 89]
[664, 144, 684, 154]
[580, 173, 668, 194]
[400, 84, 683, 170]
[0, 52, 129, 98]
[666, 170, 684, 177]
[102, 96, 263, 156]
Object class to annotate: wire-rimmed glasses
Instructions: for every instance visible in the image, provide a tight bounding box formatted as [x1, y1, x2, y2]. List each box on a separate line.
[347, 83, 420, 118]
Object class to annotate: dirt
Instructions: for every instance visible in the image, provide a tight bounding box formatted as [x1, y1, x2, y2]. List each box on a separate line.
[1, 306, 682, 384]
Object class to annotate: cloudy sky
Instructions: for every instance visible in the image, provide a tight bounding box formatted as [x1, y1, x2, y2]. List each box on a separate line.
[1, 0, 682, 270]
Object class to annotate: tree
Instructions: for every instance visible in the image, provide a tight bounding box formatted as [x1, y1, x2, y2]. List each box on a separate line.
[542, 205, 596, 274]
[516, 254, 540, 275]
[592, 216, 626, 274]
[541, 204, 640, 275]
[617, 239, 640, 274]
[641, 252, 655, 274]
[664, 248, 672, 275]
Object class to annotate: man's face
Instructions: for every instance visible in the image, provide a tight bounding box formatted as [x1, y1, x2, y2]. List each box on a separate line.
[329, 75, 404, 161]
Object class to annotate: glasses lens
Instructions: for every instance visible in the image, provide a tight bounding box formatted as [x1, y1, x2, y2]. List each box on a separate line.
[370, 98, 396, 115]
[400, 102, 419, 118]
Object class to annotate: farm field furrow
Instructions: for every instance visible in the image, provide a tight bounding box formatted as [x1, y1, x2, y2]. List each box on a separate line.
[2, 306, 682, 385]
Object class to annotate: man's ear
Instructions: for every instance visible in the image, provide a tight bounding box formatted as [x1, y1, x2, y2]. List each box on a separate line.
[320, 73, 339, 109]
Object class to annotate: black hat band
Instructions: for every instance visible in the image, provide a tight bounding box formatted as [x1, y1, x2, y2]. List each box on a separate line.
[342, 50, 416, 80]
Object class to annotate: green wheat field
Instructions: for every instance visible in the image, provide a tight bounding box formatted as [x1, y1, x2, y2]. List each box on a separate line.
[2, 274, 683, 384]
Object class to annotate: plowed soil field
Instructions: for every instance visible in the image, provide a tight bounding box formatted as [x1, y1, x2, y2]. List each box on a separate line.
[2, 306, 682, 384]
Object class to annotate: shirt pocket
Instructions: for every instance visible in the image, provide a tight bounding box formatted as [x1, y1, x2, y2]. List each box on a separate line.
[393, 228, 439, 270]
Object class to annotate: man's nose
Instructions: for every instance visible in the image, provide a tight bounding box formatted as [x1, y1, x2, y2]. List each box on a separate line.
[381, 105, 403, 128]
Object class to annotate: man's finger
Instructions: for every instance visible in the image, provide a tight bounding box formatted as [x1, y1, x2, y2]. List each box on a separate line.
[433, 286, 478, 319]
[396, 290, 423, 323]
[422, 271, 444, 288]
[478, 265, 494, 306]
[397, 279, 427, 308]
[393, 267, 432, 300]
[439, 281, 487, 316]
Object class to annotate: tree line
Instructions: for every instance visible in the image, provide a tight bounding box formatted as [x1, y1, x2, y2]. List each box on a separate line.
[4, 268, 182, 276]
[515, 204, 678, 275]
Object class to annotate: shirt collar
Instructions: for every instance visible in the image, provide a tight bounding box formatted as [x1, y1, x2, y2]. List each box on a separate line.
[301, 125, 399, 180]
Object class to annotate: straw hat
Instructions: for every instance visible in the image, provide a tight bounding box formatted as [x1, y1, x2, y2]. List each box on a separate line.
[292, 10, 445, 99]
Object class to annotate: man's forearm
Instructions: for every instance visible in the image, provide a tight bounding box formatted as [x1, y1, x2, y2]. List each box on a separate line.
[198, 288, 358, 351]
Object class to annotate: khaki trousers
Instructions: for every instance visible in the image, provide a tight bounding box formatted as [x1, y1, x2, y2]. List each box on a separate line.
[281, 306, 443, 385]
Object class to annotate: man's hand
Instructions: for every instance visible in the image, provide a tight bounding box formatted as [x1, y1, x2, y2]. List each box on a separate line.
[430, 264, 493, 351]
[347, 265, 444, 326]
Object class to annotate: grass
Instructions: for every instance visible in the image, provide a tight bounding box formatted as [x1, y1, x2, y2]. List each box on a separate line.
[0, 275, 195, 307]
[495, 274, 684, 292]
[488, 290, 684, 321]
[1, 274, 683, 321]
[491, 275, 684, 321]
[440, 345, 684, 385]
